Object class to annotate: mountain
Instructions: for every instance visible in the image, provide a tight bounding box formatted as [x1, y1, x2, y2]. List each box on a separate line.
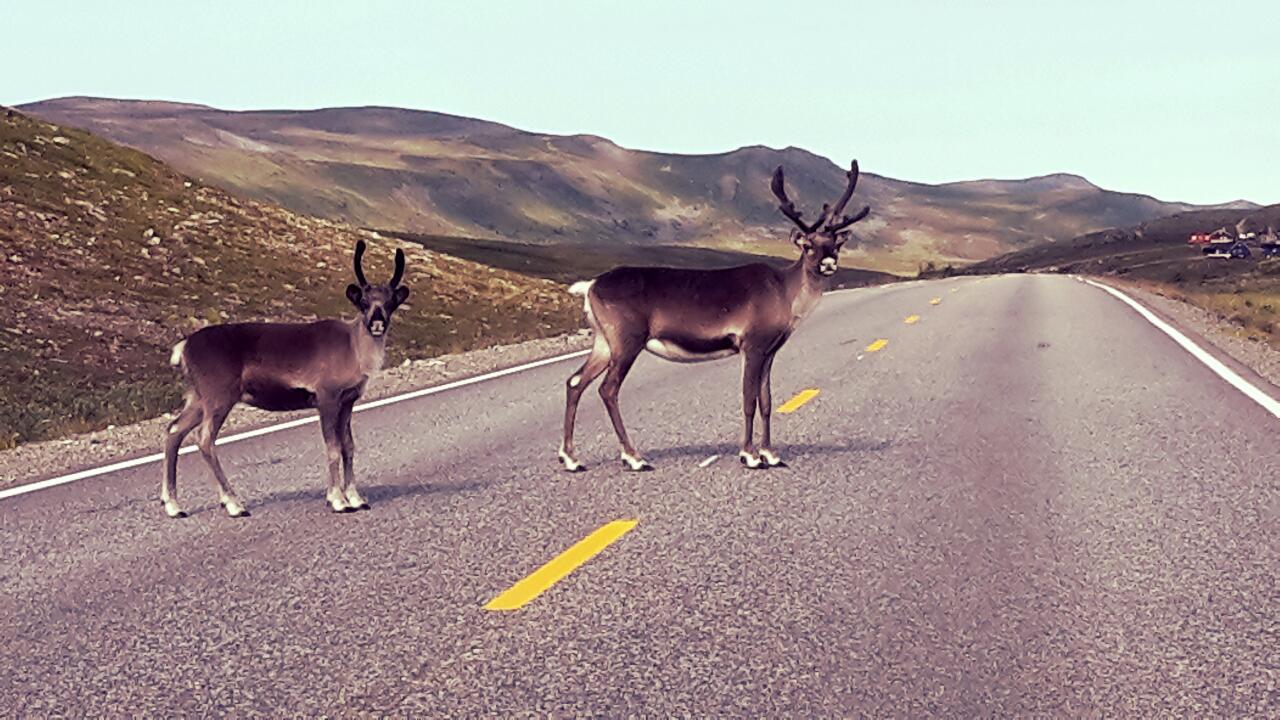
[20, 97, 1255, 275]
[0, 107, 582, 447]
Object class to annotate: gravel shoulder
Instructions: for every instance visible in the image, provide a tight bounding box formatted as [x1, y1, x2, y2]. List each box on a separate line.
[1107, 279, 1280, 393]
[0, 330, 591, 488]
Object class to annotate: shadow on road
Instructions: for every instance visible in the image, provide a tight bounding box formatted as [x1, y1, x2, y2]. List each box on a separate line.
[643, 438, 891, 463]
[251, 479, 491, 510]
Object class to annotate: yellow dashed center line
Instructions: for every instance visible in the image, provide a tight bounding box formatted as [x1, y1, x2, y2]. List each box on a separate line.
[865, 338, 888, 353]
[929, 297, 942, 305]
[904, 315, 920, 325]
[777, 388, 820, 414]
[484, 520, 637, 611]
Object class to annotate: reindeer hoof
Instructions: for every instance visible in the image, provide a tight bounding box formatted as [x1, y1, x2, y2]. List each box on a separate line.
[558, 449, 585, 472]
[738, 452, 765, 470]
[620, 453, 653, 472]
[759, 450, 786, 468]
[172, 510, 188, 519]
[356, 502, 371, 511]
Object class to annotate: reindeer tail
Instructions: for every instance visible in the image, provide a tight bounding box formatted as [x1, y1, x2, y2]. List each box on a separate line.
[169, 340, 187, 368]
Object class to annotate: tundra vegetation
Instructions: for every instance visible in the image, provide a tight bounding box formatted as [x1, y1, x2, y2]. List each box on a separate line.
[0, 109, 581, 448]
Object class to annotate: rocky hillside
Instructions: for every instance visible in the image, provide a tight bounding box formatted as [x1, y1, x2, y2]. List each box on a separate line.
[962, 204, 1280, 276]
[0, 108, 582, 448]
[21, 98, 1255, 275]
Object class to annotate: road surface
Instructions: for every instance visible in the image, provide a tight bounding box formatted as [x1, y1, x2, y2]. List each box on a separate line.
[2, 274, 1277, 716]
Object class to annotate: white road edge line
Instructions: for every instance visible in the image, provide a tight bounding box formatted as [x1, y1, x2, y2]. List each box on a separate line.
[0, 348, 592, 502]
[1084, 279, 1280, 420]
[0, 278, 924, 502]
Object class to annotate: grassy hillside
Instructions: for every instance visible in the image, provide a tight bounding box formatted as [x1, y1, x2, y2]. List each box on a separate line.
[21, 97, 1254, 275]
[961, 204, 1280, 347]
[0, 108, 583, 448]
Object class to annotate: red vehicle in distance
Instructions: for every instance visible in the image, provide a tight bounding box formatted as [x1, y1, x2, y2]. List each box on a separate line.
[1188, 228, 1234, 245]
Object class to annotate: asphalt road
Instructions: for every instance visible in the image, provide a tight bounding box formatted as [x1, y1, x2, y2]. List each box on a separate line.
[1, 274, 1277, 717]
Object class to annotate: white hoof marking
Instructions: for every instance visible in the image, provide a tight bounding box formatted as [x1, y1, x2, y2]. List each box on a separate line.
[163, 499, 185, 518]
[759, 449, 783, 466]
[326, 489, 350, 513]
[221, 496, 248, 517]
[620, 451, 652, 471]
[344, 487, 367, 508]
[738, 451, 763, 469]
[558, 446, 583, 472]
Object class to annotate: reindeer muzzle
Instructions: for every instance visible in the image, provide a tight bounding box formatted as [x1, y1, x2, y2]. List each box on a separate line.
[819, 258, 838, 276]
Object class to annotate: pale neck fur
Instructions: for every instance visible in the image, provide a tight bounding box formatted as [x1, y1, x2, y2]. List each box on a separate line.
[350, 319, 388, 377]
[784, 256, 828, 322]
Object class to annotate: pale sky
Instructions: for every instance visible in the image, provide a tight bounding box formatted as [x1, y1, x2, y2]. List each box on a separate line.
[5, 0, 1277, 204]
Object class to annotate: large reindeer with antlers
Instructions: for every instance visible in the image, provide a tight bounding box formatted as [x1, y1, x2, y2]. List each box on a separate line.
[161, 240, 409, 518]
[559, 160, 870, 472]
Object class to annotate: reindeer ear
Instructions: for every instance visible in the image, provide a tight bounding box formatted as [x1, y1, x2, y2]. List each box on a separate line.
[392, 286, 410, 308]
[791, 229, 811, 248]
[346, 284, 364, 307]
[835, 231, 852, 248]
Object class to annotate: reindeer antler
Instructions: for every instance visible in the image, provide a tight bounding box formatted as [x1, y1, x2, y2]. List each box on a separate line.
[390, 248, 406, 288]
[825, 160, 870, 232]
[771, 166, 828, 234]
[353, 240, 369, 286]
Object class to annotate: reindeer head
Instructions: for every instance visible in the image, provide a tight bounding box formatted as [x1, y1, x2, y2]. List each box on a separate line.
[346, 240, 409, 337]
[771, 160, 871, 277]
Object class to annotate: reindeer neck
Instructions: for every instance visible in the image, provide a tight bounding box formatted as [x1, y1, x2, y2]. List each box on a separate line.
[784, 255, 827, 321]
[349, 319, 388, 376]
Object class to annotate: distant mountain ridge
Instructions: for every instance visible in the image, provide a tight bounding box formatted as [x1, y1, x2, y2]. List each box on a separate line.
[20, 96, 1256, 274]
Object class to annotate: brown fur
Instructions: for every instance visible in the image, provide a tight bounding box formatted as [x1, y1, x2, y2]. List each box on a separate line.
[161, 242, 408, 517]
[559, 161, 870, 471]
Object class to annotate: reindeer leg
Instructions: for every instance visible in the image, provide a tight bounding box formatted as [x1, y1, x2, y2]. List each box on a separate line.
[757, 351, 785, 468]
[739, 351, 767, 469]
[161, 397, 203, 518]
[598, 339, 650, 471]
[197, 401, 249, 517]
[337, 398, 368, 510]
[318, 397, 352, 513]
[560, 335, 610, 472]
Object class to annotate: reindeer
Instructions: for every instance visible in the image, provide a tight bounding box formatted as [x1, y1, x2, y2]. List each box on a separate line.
[559, 160, 870, 471]
[161, 240, 410, 517]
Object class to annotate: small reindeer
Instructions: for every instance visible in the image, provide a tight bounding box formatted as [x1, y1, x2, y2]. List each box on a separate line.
[559, 160, 870, 471]
[162, 241, 410, 517]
